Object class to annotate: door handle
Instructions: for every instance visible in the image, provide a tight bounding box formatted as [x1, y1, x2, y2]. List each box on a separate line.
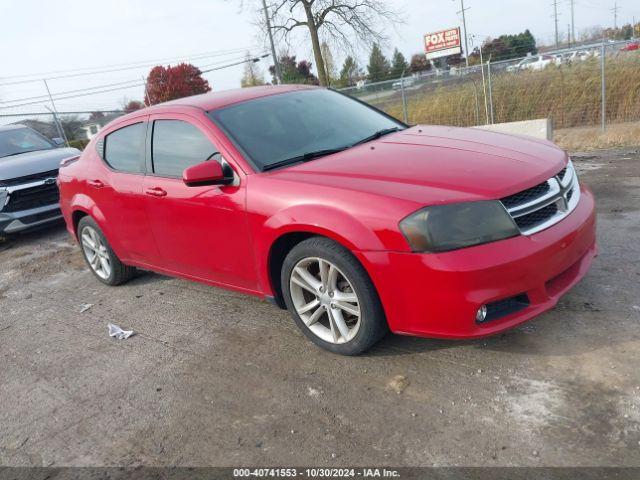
[87, 179, 105, 188]
[145, 187, 167, 197]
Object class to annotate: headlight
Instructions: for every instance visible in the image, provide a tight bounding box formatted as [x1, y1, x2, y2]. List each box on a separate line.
[399, 201, 520, 252]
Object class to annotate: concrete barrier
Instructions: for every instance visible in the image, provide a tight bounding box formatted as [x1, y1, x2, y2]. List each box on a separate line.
[473, 118, 553, 141]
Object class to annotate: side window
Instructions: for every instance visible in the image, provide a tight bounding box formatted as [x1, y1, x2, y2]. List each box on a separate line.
[103, 122, 145, 173]
[152, 120, 219, 177]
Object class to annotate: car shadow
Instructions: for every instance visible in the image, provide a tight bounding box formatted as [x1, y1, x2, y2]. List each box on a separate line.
[0, 220, 68, 251]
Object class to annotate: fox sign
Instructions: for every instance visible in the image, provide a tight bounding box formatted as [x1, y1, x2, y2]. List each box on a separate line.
[424, 27, 462, 60]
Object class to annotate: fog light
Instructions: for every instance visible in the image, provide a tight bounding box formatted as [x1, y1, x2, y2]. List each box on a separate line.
[475, 305, 488, 323]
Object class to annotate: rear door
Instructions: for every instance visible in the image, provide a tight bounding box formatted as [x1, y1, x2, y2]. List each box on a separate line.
[90, 119, 160, 264]
[142, 113, 257, 291]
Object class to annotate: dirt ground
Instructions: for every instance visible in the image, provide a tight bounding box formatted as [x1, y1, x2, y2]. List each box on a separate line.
[1, 148, 639, 467]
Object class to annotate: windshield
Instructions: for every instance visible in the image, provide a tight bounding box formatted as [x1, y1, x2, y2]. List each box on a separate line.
[209, 89, 404, 170]
[0, 127, 55, 159]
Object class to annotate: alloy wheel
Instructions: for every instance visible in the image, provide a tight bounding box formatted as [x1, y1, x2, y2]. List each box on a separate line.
[81, 226, 112, 280]
[289, 257, 361, 344]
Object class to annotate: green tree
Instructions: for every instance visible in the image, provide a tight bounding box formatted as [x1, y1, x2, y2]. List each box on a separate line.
[390, 48, 408, 79]
[367, 43, 390, 82]
[269, 55, 318, 85]
[472, 30, 538, 63]
[338, 56, 360, 87]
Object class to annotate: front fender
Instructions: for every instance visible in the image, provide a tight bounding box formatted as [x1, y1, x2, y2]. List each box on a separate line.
[254, 203, 389, 296]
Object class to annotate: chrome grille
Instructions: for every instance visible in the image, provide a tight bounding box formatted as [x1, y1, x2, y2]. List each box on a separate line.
[501, 181, 550, 209]
[4, 183, 59, 212]
[500, 161, 580, 235]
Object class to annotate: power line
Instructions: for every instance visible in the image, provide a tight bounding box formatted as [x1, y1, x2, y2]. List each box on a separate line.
[0, 47, 260, 87]
[0, 46, 257, 83]
[0, 52, 268, 108]
[1, 55, 272, 111]
[0, 79, 143, 105]
[200, 54, 270, 73]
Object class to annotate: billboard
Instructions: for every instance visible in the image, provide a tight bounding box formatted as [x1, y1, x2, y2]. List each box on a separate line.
[424, 27, 462, 60]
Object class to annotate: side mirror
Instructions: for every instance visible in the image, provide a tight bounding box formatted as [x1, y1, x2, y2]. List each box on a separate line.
[52, 137, 65, 146]
[183, 160, 233, 187]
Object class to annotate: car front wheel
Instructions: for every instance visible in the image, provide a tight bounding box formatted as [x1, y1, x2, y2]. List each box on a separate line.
[281, 237, 388, 355]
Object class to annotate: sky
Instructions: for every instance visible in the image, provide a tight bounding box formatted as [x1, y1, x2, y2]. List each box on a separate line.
[1, 0, 638, 119]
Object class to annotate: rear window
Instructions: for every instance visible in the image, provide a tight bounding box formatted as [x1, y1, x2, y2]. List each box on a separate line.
[103, 123, 145, 173]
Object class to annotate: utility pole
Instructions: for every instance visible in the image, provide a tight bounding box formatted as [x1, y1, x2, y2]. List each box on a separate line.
[261, 0, 281, 84]
[611, 1, 619, 29]
[568, 24, 571, 47]
[456, 0, 471, 68]
[553, 0, 560, 48]
[42, 80, 69, 146]
[570, 0, 575, 45]
[141, 75, 150, 106]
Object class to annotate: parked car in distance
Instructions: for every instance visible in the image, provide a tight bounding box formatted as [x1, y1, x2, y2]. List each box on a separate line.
[392, 77, 416, 90]
[58, 86, 597, 355]
[621, 42, 639, 52]
[507, 55, 557, 72]
[0, 124, 79, 235]
[566, 50, 593, 63]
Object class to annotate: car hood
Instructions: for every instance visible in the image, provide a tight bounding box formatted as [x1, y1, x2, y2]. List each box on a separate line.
[0, 147, 80, 182]
[265, 125, 567, 205]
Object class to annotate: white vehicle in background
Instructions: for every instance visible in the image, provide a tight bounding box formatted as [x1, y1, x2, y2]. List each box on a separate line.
[507, 55, 557, 72]
[392, 77, 415, 90]
[566, 50, 593, 63]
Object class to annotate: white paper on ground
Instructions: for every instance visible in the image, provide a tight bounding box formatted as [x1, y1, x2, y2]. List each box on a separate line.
[108, 323, 134, 340]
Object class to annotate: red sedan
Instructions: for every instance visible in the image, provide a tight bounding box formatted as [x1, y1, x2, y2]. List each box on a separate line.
[58, 86, 597, 355]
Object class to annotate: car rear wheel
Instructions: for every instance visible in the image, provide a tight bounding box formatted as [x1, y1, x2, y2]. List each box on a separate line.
[281, 237, 388, 355]
[77, 216, 136, 286]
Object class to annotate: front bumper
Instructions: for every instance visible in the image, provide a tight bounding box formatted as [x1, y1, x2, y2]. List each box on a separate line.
[0, 203, 63, 234]
[359, 185, 597, 339]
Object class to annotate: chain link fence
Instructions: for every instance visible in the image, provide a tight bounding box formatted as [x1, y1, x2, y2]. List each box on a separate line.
[340, 39, 640, 136]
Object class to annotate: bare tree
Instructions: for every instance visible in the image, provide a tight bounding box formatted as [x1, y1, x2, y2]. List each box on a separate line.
[265, 0, 402, 86]
[241, 52, 266, 87]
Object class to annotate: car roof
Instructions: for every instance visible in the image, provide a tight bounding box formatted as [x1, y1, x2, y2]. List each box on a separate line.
[117, 84, 319, 123]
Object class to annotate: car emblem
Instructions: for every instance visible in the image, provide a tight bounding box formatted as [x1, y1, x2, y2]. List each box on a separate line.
[44, 177, 57, 185]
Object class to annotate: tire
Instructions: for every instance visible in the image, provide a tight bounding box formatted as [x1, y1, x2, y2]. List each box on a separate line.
[77, 216, 136, 286]
[281, 236, 388, 355]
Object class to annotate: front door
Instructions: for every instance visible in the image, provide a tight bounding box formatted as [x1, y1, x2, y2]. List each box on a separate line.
[142, 114, 257, 291]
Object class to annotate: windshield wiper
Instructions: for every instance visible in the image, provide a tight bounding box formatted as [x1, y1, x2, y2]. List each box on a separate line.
[351, 127, 402, 147]
[262, 147, 349, 171]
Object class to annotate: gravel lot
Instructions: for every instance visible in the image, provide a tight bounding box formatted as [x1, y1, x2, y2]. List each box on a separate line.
[1, 148, 639, 467]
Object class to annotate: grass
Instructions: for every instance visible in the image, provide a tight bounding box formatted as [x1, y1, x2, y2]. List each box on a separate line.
[554, 121, 640, 151]
[368, 54, 640, 131]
